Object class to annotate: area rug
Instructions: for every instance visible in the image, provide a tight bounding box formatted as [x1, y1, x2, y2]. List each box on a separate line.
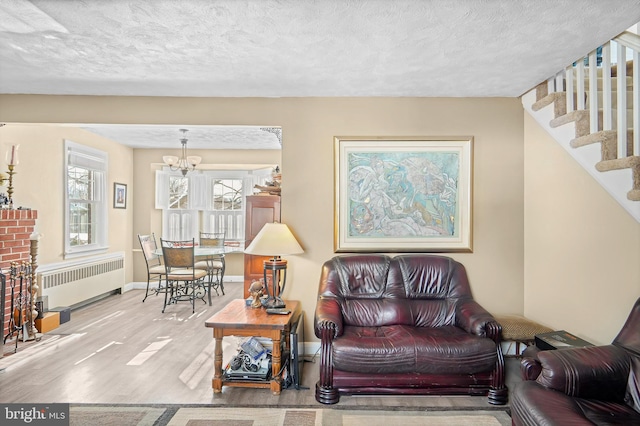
[69, 405, 511, 426]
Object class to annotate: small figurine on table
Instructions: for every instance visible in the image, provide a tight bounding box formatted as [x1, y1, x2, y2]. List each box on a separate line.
[249, 280, 264, 309]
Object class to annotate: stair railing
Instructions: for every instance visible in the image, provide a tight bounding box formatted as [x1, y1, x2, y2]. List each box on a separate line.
[546, 30, 640, 160]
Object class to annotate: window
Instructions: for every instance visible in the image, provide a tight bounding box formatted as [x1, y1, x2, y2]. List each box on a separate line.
[156, 168, 272, 242]
[158, 174, 199, 240]
[212, 179, 243, 210]
[169, 176, 189, 209]
[204, 178, 245, 239]
[64, 141, 108, 257]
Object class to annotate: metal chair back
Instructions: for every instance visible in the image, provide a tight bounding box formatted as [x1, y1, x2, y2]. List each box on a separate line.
[159, 238, 207, 313]
[139, 233, 162, 268]
[138, 233, 166, 302]
[196, 232, 227, 298]
[160, 238, 197, 271]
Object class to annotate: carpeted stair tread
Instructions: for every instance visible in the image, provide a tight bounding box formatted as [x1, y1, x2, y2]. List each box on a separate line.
[596, 155, 640, 172]
[549, 110, 591, 139]
[571, 129, 634, 161]
[628, 190, 640, 201]
[575, 76, 633, 89]
[570, 130, 617, 148]
[532, 92, 565, 114]
[550, 110, 586, 127]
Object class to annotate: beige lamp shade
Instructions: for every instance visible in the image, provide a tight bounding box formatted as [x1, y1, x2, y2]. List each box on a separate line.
[244, 223, 304, 256]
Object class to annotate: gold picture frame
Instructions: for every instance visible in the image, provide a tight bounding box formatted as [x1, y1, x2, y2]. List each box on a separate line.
[334, 136, 473, 252]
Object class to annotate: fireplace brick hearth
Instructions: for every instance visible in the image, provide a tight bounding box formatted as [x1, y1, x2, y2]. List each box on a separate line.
[1, 209, 38, 346]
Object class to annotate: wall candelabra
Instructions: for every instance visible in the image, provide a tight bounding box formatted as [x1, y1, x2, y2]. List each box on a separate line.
[5, 164, 15, 207]
[2, 145, 19, 209]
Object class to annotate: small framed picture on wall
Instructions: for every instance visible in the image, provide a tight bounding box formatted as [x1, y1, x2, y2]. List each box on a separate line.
[113, 183, 127, 209]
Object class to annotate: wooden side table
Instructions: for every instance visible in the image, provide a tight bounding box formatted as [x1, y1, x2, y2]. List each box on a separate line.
[204, 299, 301, 395]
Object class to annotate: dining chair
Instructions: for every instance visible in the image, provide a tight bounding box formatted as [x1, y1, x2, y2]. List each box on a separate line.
[160, 238, 208, 313]
[194, 232, 226, 302]
[138, 233, 166, 302]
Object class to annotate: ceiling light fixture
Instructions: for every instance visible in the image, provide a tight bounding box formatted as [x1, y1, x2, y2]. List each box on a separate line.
[163, 129, 202, 176]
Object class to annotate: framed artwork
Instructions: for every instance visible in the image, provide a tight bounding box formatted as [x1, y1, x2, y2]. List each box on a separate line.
[334, 136, 473, 253]
[113, 183, 127, 209]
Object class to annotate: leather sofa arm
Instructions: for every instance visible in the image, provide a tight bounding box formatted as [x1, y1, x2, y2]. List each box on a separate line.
[520, 346, 543, 380]
[314, 297, 344, 339]
[520, 356, 542, 381]
[536, 344, 631, 401]
[456, 299, 500, 340]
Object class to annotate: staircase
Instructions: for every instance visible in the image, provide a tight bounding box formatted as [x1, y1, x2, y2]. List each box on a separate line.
[522, 30, 640, 223]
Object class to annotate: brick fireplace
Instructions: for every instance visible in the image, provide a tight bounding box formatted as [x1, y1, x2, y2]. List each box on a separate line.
[1, 209, 38, 346]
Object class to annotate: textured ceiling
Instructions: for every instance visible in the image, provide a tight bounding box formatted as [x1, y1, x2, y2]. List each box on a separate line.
[77, 124, 282, 150]
[1, 0, 640, 148]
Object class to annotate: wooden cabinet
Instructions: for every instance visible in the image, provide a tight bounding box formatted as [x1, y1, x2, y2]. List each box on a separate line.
[244, 195, 281, 297]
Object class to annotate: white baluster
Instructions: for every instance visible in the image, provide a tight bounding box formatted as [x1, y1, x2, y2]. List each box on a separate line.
[633, 48, 639, 156]
[589, 51, 598, 133]
[602, 44, 612, 131]
[576, 61, 585, 110]
[566, 65, 574, 113]
[617, 43, 628, 158]
[555, 73, 564, 94]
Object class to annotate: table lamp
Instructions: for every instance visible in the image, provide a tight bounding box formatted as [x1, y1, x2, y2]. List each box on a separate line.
[244, 222, 304, 309]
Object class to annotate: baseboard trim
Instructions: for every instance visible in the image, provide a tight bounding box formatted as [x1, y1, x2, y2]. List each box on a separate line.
[303, 342, 320, 361]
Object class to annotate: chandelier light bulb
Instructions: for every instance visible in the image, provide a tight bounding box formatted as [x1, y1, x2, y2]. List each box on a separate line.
[187, 156, 202, 167]
[163, 155, 178, 166]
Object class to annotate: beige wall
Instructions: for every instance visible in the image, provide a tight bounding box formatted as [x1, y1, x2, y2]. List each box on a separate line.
[524, 113, 640, 345]
[0, 123, 134, 282]
[1, 95, 526, 342]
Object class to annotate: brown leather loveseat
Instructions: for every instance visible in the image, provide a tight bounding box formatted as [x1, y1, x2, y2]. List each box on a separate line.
[314, 254, 507, 405]
[511, 297, 640, 425]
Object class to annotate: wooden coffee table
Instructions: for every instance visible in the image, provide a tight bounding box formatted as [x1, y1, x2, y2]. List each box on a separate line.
[204, 298, 301, 395]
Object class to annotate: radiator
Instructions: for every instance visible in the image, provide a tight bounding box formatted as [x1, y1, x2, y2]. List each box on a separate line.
[38, 252, 125, 309]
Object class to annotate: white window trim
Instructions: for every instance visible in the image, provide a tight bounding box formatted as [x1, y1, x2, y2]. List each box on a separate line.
[156, 167, 272, 242]
[64, 140, 109, 259]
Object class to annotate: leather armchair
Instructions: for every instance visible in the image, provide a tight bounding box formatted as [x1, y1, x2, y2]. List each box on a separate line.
[511, 297, 640, 425]
[314, 254, 507, 405]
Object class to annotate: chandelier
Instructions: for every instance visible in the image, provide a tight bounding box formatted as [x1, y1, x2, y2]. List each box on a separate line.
[163, 129, 202, 176]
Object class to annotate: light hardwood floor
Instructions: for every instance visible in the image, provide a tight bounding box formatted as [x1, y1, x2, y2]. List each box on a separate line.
[0, 283, 520, 410]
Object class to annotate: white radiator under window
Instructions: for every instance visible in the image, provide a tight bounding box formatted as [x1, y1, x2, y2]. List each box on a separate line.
[38, 252, 125, 309]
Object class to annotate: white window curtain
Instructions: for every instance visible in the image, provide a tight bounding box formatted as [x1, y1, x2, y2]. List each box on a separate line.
[163, 210, 199, 241]
[155, 170, 170, 209]
[189, 173, 207, 210]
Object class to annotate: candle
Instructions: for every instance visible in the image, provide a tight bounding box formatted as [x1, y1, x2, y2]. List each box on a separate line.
[6, 144, 19, 166]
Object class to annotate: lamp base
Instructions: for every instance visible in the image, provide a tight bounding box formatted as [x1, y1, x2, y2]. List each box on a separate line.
[262, 258, 288, 309]
[263, 296, 286, 309]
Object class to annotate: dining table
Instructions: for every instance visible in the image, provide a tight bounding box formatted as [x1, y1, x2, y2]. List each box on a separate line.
[155, 245, 244, 305]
